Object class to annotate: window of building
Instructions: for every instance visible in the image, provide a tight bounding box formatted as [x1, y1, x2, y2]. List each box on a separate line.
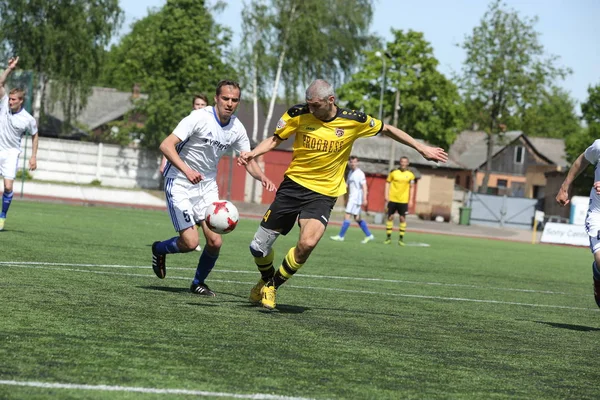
[497, 179, 508, 188]
[455, 175, 461, 186]
[514, 146, 525, 164]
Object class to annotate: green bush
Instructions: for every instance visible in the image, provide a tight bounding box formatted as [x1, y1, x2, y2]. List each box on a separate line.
[90, 179, 102, 186]
[16, 169, 32, 180]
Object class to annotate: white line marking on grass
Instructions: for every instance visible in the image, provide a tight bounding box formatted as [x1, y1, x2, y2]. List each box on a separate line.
[0, 380, 313, 399]
[4, 263, 598, 311]
[0, 261, 578, 296]
[285, 284, 599, 311]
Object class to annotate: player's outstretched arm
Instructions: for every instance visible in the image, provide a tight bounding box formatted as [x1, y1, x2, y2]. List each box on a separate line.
[382, 124, 448, 163]
[238, 136, 283, 166]
[556, 152, 590, 206]
[0, 56, 19, 99]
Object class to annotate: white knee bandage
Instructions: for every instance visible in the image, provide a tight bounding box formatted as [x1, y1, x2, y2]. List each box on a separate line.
[249, 226, 280, 258]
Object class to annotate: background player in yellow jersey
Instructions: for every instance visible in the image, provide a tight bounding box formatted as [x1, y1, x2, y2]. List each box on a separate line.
[238, 79, 448, 309]
[384, 156, 415, 246]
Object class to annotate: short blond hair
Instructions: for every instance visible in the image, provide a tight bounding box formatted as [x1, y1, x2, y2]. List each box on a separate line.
[9, 87, 25, 100]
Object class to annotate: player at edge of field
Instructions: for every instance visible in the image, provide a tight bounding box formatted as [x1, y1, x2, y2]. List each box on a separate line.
[556, 139, 600, 308]
[0, 56, 38, 231]
[384, 156, 415, 246]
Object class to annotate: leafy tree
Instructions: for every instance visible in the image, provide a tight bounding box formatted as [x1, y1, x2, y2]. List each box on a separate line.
[238, 0, 376, 140]
[98, 0, 234, 149]
[458, 0, 570, 193]
[519, 87, 581, 138]
[338, 29, 463, 148]
[0, 0, 123, 132]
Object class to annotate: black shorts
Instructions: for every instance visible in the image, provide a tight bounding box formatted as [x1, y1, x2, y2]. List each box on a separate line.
[260, 176, 337, 235]
[387, 201, 408, 217]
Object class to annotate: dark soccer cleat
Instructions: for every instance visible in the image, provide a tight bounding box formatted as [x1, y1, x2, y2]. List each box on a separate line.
[593, 263, 600, 308]
[190, 283, 216, 297]
[151, 241, 166, 279]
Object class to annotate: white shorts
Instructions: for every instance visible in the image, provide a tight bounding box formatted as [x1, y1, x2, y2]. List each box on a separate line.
[345, 200, 362, 216]
[586, 211, 600, 254]
[164, 177, 219, 232]
[0, 148, 20, 180]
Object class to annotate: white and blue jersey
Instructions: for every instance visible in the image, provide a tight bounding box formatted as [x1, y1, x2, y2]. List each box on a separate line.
[162, 106, 250, 232]
[163, 106, 250, 182]
[345, 167, 366, 215]
[0, 94, 37, 152]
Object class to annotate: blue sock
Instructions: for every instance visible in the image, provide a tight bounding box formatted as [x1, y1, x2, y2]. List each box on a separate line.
[1, 191, 13, 218]
[193, 248, 219, 285]
[339, 220, 351, 237]
[154, 237, 180, 255]
[358, 220, 372, 236]
[593, 262, 600, 280]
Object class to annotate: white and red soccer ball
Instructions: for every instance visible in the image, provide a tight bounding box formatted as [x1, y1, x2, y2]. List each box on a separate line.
[205, 200, 239, 234]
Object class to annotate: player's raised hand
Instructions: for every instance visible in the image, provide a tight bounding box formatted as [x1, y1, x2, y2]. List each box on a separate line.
[421, 146, 448, 163]
[594, 181, 600, 195]
[8, 56, 19, 70]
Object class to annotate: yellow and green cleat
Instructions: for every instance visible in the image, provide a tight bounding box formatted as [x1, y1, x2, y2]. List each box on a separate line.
[261, 285, 277, 310]
[249, 279, 265, 304]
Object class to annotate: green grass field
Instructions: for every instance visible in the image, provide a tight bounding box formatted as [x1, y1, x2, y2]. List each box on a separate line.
[1, 201, 598, 399]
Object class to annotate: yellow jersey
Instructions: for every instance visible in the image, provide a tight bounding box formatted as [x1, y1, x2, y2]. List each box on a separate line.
[274, 104, 383, 197]
[387, 169, 415, 203]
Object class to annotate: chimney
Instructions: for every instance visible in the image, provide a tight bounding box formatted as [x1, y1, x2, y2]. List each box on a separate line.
[132, 83, 141, 99]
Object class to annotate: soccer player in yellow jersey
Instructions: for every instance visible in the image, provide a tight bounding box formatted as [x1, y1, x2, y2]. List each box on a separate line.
[237, 79, 448, 309]
[384, 156, 415, 246]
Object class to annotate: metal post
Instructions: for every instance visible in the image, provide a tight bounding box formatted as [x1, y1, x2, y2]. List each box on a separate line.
[19, 133, 29, 198]
[388, 89, 400, 171]
[375, 52, 386, 122]
[226, 149, 234, 200]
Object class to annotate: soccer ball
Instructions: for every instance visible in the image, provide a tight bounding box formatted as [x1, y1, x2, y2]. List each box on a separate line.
[205, 200, 239, 234]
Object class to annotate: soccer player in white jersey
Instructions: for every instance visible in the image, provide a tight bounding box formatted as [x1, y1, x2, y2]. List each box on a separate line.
[152, 80, 276, 296]
[330, 155, 374, 243]
[0, 56, 38, 231]
[556, 139, 600, 308]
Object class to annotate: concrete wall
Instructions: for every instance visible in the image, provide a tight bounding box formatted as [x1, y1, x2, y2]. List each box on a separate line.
[22, 137, 163, 189]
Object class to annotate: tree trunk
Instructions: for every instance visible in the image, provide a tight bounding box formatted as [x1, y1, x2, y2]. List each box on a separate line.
[261, 3, 296, 140]
[479, 132, 493, 193]
[251, 50, 259, 143]
[32, 72, 46, 123]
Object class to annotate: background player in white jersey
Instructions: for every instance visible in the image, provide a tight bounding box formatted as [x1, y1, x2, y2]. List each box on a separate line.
[0, 56, 38, 231]
[330, 155, 374, 243]
[151, 80, 276, 296]
[556, 139, 600, 308]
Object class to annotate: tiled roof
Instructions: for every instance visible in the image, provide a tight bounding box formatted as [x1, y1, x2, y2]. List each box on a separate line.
[45, 86, 146, 131]
[449, 130, 567, 169]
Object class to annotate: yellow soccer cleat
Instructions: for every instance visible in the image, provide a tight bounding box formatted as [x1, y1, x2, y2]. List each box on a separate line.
[383, 239, 391, 245]
[261, 285, 277, 310]
[249, 280, 265, 304]
[0, 217, 5, 231]
[398, 239, 405, 247]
